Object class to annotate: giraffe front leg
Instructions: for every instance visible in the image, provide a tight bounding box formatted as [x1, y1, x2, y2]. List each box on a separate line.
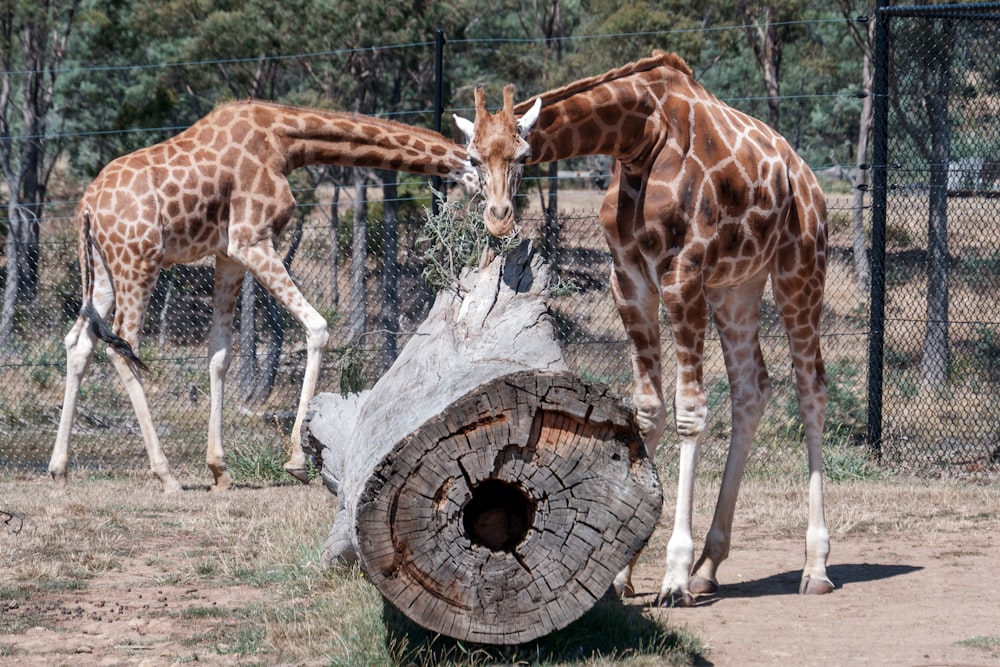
[607, 266, 665, 598]
[656, 285, 709, 607]
[656, 400, 706, 607]
[283, 307, 327, 483]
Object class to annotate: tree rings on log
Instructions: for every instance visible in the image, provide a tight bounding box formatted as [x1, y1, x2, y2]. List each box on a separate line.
[353, 369, 662, 644]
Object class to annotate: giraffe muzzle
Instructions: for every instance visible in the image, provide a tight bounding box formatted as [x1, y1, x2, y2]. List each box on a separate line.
[484, 204, 516, 238]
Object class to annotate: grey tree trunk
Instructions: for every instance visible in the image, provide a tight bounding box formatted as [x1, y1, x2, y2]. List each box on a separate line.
[378, 170, 399, 374]
[850, 15, 874, 295]
[306, 241, 662, 644]
[920, 22, 954, 391]
[349, 170, 368, 341]
[0, 201, 22, 351]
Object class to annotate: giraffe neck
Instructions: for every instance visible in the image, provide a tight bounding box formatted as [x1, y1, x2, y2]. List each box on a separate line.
[230, 101, 469, 180]
[514, 52, 693, 165]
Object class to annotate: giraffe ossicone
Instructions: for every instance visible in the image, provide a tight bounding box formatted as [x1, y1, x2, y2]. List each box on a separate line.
[49, 101, 472, 493]
[459, 51, 834, 605]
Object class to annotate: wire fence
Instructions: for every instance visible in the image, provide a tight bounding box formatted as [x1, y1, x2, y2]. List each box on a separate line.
[1, 10, 999, 484]
[867, 3, 1000, 477]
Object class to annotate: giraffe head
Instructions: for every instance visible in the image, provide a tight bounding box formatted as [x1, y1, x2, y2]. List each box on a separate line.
[454, 84, 542, 237]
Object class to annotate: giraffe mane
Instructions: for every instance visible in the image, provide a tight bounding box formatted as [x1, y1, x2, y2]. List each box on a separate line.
[512, 50, 692, 114]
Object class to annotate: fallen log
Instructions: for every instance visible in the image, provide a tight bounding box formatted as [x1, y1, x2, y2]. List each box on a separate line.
[306, 240, 662, 644]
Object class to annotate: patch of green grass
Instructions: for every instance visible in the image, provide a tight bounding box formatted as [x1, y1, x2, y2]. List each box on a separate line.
[955, 635, 1000, 656]
[194, 560, 218, 578]
[320, 565, 705, 667]
[177, 606, 269, 659]
[0, 585, 31, 604]
[824, 445, 884, 482]
[226, 440, 304, 486]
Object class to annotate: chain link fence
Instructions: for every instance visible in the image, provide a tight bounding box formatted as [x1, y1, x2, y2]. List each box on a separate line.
[0, 185, 871, 481]
[868, 3, 1000, 477]
[3, 7, 1000, 484]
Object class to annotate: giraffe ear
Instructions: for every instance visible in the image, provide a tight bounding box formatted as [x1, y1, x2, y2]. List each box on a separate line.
[517, 98, 542, 138]
[453, 114, 475, 143]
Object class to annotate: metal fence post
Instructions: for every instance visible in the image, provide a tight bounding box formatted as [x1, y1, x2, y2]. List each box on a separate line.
[432, 28, 446, 216]
[866, 1, 891, 461]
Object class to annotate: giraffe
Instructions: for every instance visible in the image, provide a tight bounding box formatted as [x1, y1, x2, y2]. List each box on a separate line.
[50, 100, 475, 493]
[454, 51, 833, 606]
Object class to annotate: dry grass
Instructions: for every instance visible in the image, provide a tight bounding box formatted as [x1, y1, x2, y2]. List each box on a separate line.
[0, 476, 701, 665]
[2, 472, 998, 665]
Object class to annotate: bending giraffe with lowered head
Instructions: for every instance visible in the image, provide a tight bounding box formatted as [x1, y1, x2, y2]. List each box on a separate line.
[50, 100, 475, 493]
[454, 51, 833, 606]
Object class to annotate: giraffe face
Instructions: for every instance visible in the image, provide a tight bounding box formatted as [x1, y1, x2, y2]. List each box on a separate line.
[454, 85, 541, 237]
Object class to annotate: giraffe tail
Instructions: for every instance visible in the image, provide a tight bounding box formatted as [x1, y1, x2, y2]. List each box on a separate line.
[78, 207, 149, 373]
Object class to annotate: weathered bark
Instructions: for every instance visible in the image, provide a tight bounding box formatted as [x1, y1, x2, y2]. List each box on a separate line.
[306, 241, 662, 644]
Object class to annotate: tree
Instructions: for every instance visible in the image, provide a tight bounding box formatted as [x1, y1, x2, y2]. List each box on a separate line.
[0, 0, 80, 351]
[733, 1, 810, 133]
[889, 14, 956, 390]
[837, 1, 873, 293]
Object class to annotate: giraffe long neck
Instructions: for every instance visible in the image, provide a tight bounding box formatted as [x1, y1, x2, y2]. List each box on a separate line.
[247, 103, 469, 179]
[515, 54, 690, 166]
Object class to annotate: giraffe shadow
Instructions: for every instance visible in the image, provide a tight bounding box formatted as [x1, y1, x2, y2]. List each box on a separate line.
[708, 562, 922, 600]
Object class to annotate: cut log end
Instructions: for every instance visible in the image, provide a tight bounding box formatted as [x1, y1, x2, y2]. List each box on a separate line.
[354, 370, 662, 644]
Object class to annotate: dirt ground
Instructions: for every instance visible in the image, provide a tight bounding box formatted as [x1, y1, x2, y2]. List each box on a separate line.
[2, 477, 999, 667]
[634, 518, 1000, 666]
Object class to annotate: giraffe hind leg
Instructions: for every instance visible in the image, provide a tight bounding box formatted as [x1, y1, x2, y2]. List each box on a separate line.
[203, 258, 244, 491]
[50, 268, 121, 490]
[687, 276, 773, 596]
[50, 315, 98, 490]
[109, 268, 181, 493]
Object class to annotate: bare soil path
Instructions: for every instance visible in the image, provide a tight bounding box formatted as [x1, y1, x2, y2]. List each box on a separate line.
[635, 524, 1000, 666]
[2, 477, 999, 666]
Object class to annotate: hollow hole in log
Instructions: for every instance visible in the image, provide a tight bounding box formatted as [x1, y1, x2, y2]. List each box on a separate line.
[462, 479, 535, 553]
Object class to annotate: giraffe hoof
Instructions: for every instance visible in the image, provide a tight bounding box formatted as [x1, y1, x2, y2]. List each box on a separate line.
[210, 474, 234, 492]
[284, 467, 311, 484]
[50, 471, 68, 492]
[611, 577, 635, 598]
[656, 588, 695, 608]
[688, 576, 718, 596]
[800, 575, 835, 595]
[161, 476, 182, 494]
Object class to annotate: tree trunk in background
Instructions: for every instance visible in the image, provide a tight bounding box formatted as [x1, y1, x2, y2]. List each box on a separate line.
[378, 170, 399, 374]
[237, 275, 259, 400]
[328, 174, 342, 306]
[921, 61, 952, 391]
[0, 200, 22, 352]
[306, 241, 662, 644]
[3, 2, 80, 304]
[349, 170, 368, 342]
[849, 11, 874, 295]
[918, 20, 955, 391]
[540, 162, 560, 277]
[742, 4, 783, 132]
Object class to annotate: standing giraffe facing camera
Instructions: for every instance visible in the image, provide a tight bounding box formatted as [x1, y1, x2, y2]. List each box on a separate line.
[50, 100, 475, 493]
[454, 52, 833, 606]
